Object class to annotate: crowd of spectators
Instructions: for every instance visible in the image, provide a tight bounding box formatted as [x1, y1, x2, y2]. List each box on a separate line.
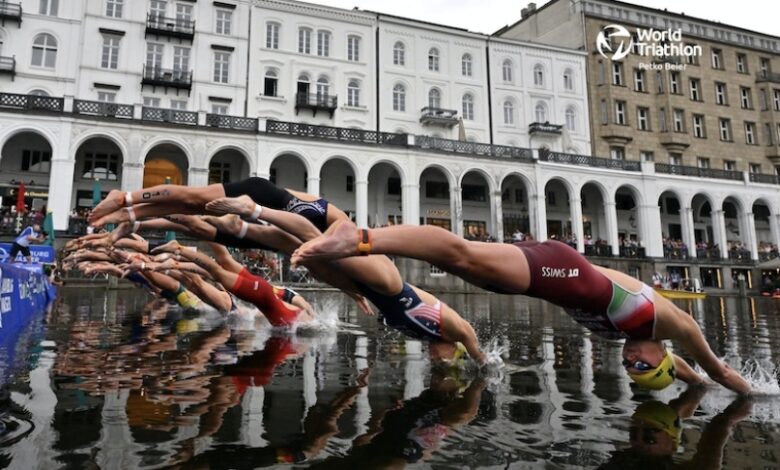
[0, 205, 45, 235]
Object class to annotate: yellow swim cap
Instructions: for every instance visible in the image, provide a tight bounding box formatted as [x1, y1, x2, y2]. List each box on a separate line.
[176, 318, 199, 335]
[632, 400, 682, 448]
[628, 351, 676, 390]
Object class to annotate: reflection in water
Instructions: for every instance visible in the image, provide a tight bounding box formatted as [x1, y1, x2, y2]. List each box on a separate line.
[0, 288, 778, 468]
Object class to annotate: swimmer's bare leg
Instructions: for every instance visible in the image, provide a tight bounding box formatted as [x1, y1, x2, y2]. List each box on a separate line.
[89, 184, 226, 224]
[295, 223, 531, 294]
[204, 195, 257, 218]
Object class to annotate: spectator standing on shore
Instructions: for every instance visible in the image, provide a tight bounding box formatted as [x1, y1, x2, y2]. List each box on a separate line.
[10, 223, 47, 264]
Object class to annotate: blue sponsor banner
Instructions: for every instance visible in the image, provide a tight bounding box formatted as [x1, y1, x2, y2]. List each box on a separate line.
[0, 243, 56, 264]
[0, 263, 56, 385]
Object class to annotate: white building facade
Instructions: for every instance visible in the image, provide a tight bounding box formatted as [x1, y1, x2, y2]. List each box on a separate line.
[0, 0, 779, 287]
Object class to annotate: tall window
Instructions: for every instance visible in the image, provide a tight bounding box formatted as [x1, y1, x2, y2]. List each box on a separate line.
[106, 0, 123, 18]
[610, 147, 625, 160]
[689, 78, 701, 101]
[534, 64, 545, 86]
[668, 153, 682, 166]
[656, 70, 664, 93]
[502, 59, 513, 82]
[637, 107, 649, 130]
[697, 157, 710, 169]
[173, 46, 190, 74]
[211, 103, 228, 114]
[31, 34, 57, 68]
[39, 0, 58, 15]
[535, 102, 547, 123]
[711, 48, 723, 69]
[317, 30, 331, 57]
[669, 71, 680, 94]
[659, 107, 667, 131]
[146, 43, 163, 69]
[563, 69, 573, 91]
[347, 79, 360, 107]
[611, 62, 623, 86]
[176, 3, 192, 23]
[347, 35, 360, 62]
[740, 87, 752, 109]
[97, 91, 115, 102]
[719, 118, 732, 141]
[82, 152, 118, 181]
[760, 58, 771, 77]
[600, 99, 608, 124]
[692, 114, 705, 138]
[213, 51, 230, 83]
[633, 69, 645, 92]
[715, 82, 727, 105]
[775, 90, 780, 111]
[150, 0, 166, 20]
[393, 83, 406, 112]
[428, 48, 439, 72]
[170, 99, 187, 110]
[266, 22, 280, 49]
[673, 109, 685, 132]
[736, 53, 747, 73]
[428, 88, 441, 109]
[263, 69, 278, 97]
[503, 100, 514, 125]
[745, 122, 756, 145]
[393, 41, 405, 66]
[565, 107, 576, 131]
[298, 28, 312, 54]
[461, 53, 472, 77]
[21, 149, 51, 172]
[462, 93, 474, 120]
[143, 96, 161, 107]
[215, 9, 232, 35]
[614, 100, 626, 125]
[100, 35, 120, 69]
[316, 76, 329, 98]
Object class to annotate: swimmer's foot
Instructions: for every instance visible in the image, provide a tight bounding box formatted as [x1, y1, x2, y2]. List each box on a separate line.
[88, 189, 125, 223]
[203, 214, 244, 236]
[92, 206, 134, 229]
[150, 239, 183, 254]
[292, 220, 360, 265]
[110, 222, 135, 242]
[205, 195, 259, 219]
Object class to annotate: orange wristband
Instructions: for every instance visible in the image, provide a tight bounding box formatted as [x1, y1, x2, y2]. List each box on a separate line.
[357, 229, 371, 256]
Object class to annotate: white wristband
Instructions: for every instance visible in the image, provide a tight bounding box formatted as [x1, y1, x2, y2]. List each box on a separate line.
[132, 221, 141, 233]
[238, 221, 249, 239]
[124, 192, 133, 207]
[250, 204, 263, 221]
[126, 207, 137, 224]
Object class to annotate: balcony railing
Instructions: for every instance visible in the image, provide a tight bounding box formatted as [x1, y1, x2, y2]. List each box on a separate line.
[145, 13, 195, 40]
[663, 247, 689, 260]
[585, 244, 612, 257]
[759, 251, 780, 262]
[0, 55, 15, 78]
[0, 92, 63, 112]
[749, 172, 780, 184]
[416, 136, 534, 162]
[756, 71, 780, 84]
[206, 113, 258, 131]
[73, 99, 134, 119]
[419, 107, 459, 127]
[266, 120, 408, 147]
[619, 246, 646, 259]
[141, 106, 197, 125]
[528, 122, 563, 135]
[295, 93, 338, 118]
[655, 163, 743, 181]
[0, 1, 22, 26]
[539, 150, 641, 171]
[728, 249, 753, 265]
[141, 65, 192, 91]
[696, 248, 722, 261]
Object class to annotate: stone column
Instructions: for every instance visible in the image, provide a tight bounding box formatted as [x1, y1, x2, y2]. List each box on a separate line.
[355, 179, 368, 228]
[744, 212, 759, 260]
[604, 201, 619, 256]
[532, 193, 547, 241]
[121, 162, 144, 192]
[48, 158, 76, 231]
[188, 167, 210, 187]
[569, 196, 584, 252]
[450, 185, 463, 236]
[402, 183, 420, 225]
[681, 206, 697, 259]
[492, 190, 504, 241]
[771, 213, 780, 251]
[307, 176, 320, 196]
[712, 209, 728, 258]
[640, 203, 664, 258]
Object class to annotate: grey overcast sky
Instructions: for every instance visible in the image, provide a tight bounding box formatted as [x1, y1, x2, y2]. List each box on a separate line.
[308, 0, 778, 37]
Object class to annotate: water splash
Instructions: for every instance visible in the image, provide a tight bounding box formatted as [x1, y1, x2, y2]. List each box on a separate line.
[740, 359, 780, 396]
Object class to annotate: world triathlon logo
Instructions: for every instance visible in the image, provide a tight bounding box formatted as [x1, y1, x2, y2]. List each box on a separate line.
[596, 24, 633, 61]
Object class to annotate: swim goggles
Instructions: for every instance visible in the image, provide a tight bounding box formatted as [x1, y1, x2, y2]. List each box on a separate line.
[622, 358, 656, 371]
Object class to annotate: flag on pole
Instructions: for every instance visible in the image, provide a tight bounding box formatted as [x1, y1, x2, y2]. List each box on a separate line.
[16, 182, 26, 213]
[43, 210, 55, 246]
[92, 178, 102, 207]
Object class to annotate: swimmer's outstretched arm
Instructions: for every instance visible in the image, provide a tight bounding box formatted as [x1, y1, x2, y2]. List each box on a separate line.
[655, 301, 751, 395]
[167, 270, 233, 313]
[687, 397, 752, 469]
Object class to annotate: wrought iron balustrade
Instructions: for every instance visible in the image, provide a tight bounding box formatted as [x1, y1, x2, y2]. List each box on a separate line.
[0, 55, 15, 77]
[0, 92, 63, 112]
[655, 163, 743, 181]
[759, 251, 780, 262]
[206, 114, 258, 131]
[696, 248, 722, 261]
[619, 246, 646, 259]
[749, 172, 780, 184]
[73, 99, 133, 119]
[539, 151, 641, 171]
[416, 135, 534, 162]
[728, 249, 753, 265]
[0, 1, 22, 25]
[663, 247, 689, 260]
[141, 106, 197, 125]
[145, 13, 195, 39]
[756, 71, 780, 84]
[266, 120, 406, 146]
[528, 122, 563, 134]
[419, 107, 459, 127]
[141, 65, 192, 90]
[584, 244, 612, 257]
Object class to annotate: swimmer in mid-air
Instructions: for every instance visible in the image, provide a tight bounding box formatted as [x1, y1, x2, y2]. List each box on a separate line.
[292, 222, 752, 395]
